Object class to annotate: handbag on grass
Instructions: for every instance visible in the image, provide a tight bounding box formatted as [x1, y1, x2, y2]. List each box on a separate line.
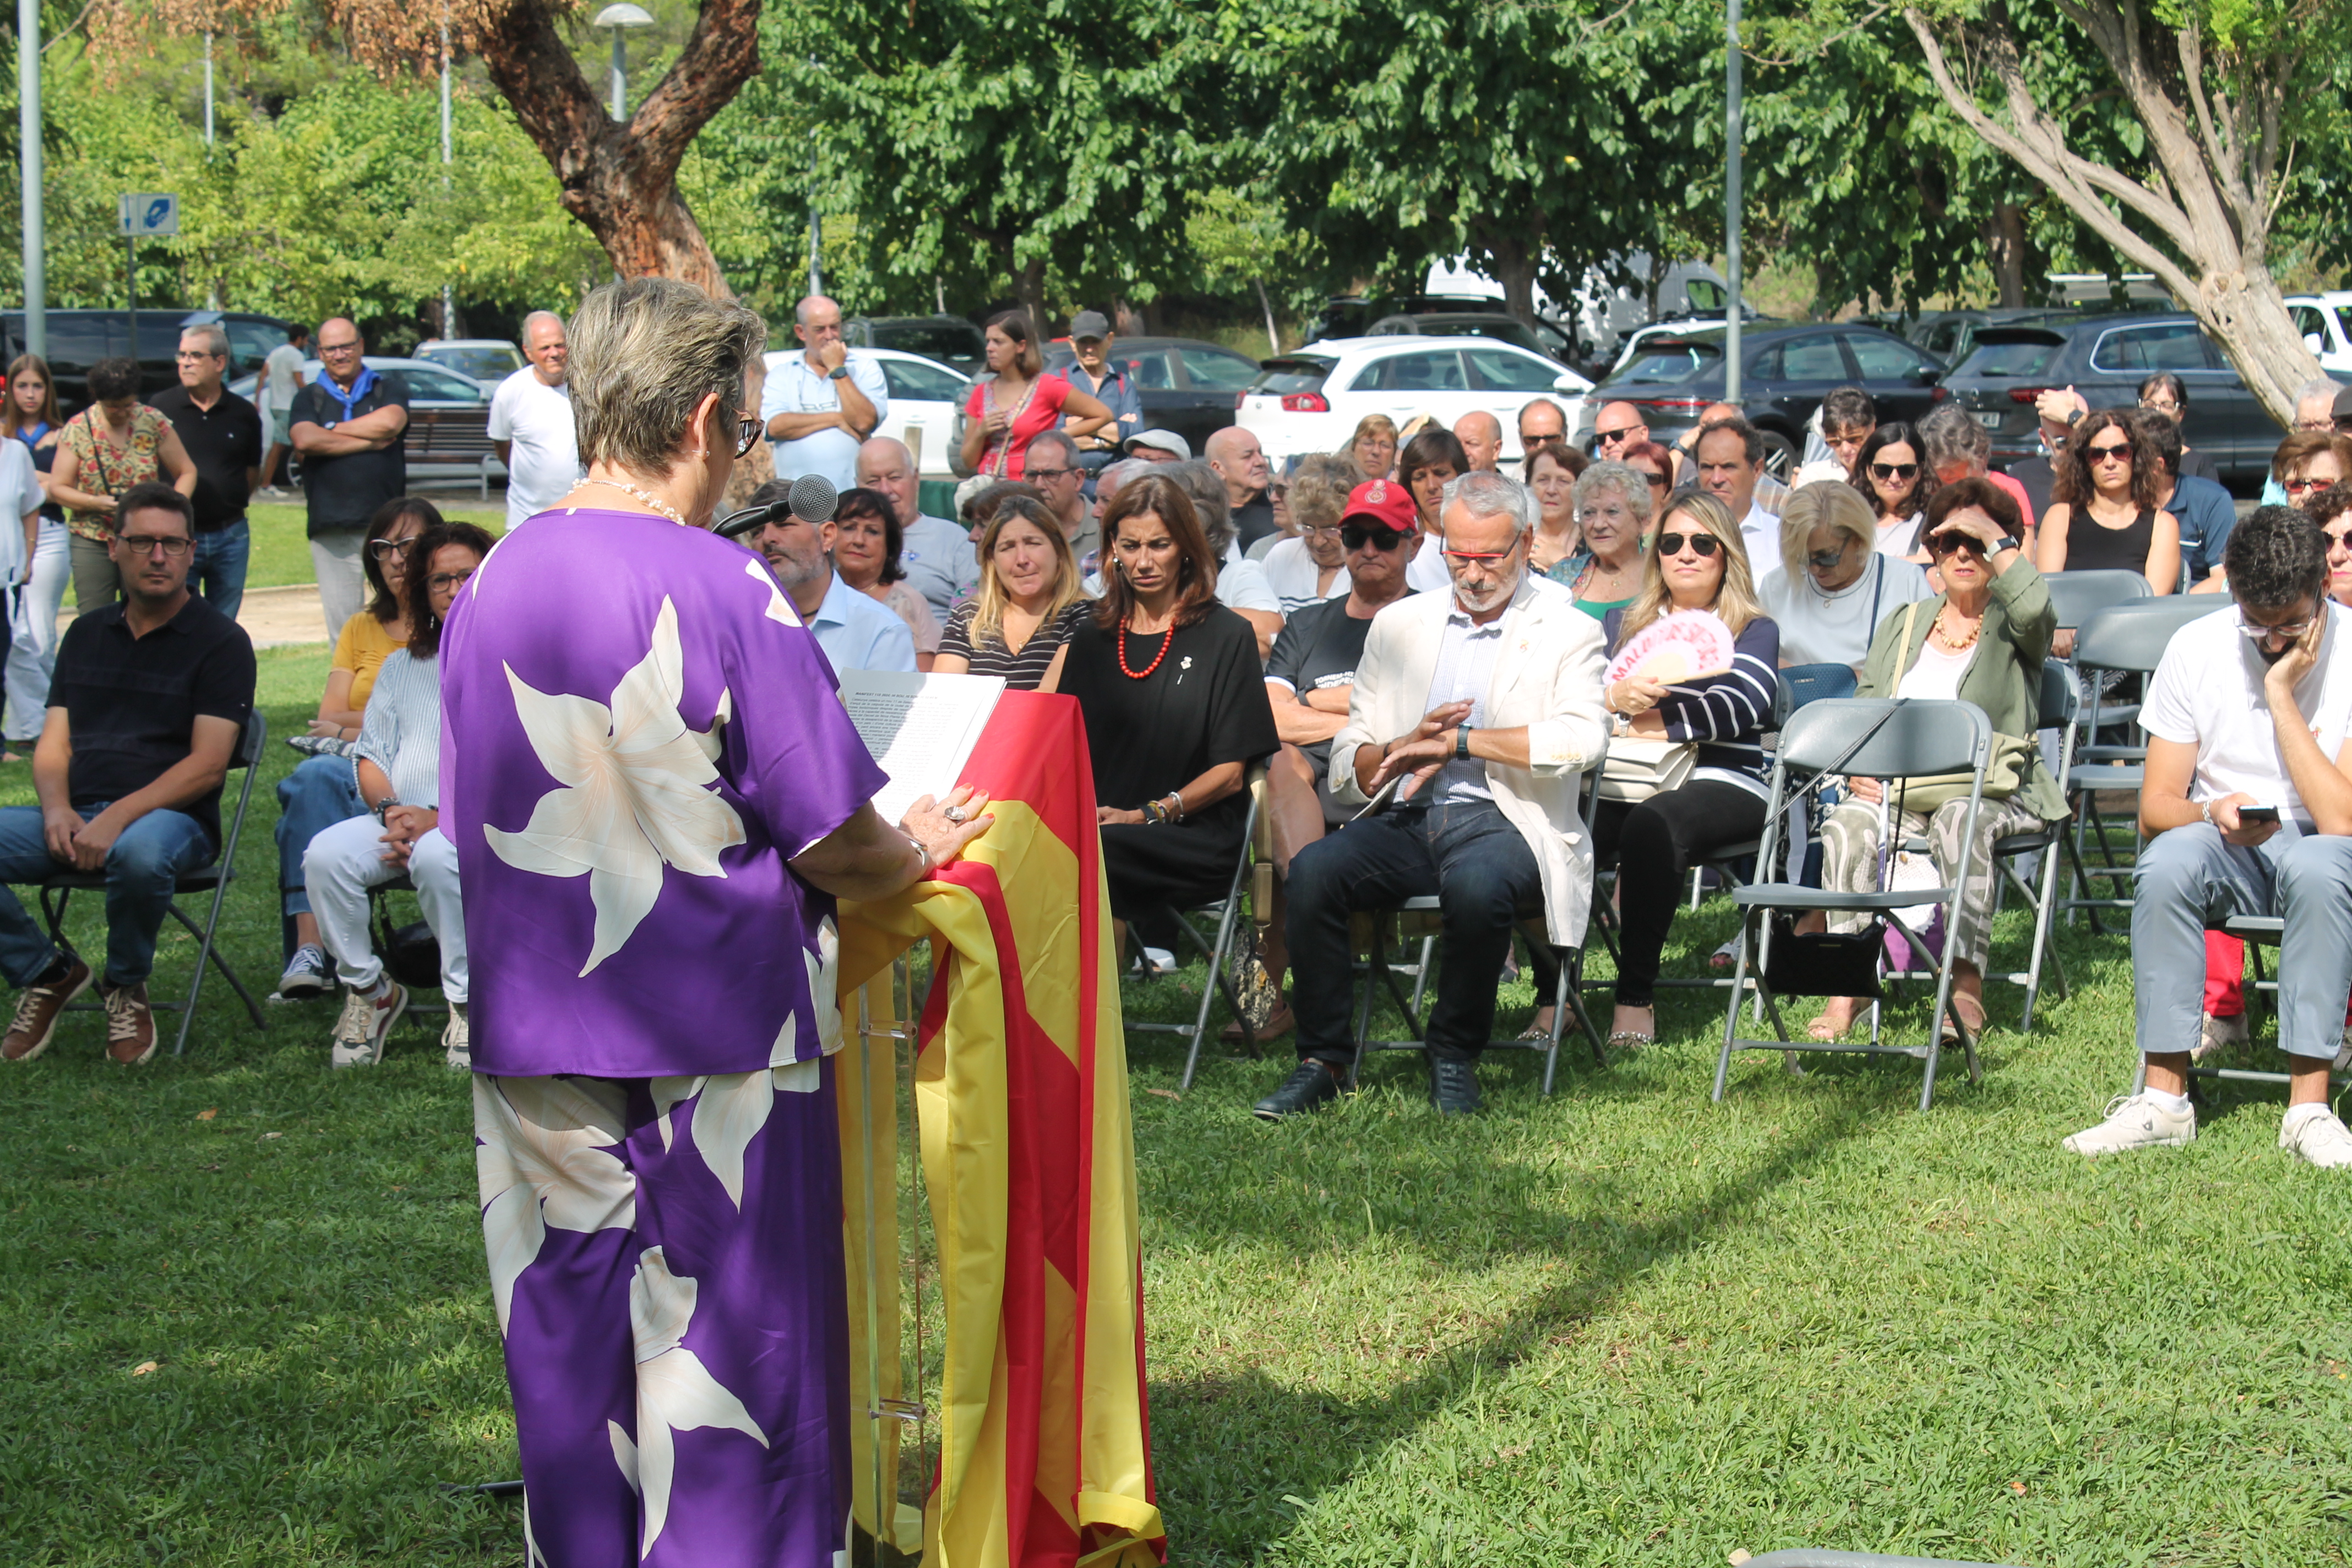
[1598, 735, 1697, 803]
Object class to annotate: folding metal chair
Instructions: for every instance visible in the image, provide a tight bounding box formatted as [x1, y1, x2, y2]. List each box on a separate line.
[1713, 698, 1994, 1110]
[2044, 568, 2153, 631]
[37, 710, 270, 1058]
[2138, 915, 2352, 1098]
[1347, 743, 1611, 1096]
[1123, 765, 1271, 1091]
[1982, 661, 2080, 1028]
[2062, 596, 2225, 931]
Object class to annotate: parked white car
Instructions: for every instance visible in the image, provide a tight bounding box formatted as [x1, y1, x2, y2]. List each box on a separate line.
[2287, 293, 2352, 377]
[1236, 336, 1592, 463]
[764, 346, 971, 478]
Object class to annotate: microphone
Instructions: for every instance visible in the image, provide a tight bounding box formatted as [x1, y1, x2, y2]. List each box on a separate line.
[716, 474, 839, 540]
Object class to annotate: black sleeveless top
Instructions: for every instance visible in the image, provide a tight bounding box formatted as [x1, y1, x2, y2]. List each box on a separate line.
[2061, 506, 2156, 574]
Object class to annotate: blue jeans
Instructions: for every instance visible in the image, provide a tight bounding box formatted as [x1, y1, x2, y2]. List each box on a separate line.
[191, 517, 251, 624]
[1286, 798, 1542, 1065]
[276, 753, 366, 921]
[0, 802, 211, 988]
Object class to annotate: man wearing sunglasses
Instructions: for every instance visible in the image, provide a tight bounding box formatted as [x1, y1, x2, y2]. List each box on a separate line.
[289, 318, 410, 643]
[2065, 507, 2352, 1168]
[1259, 471, 1608, 1119]
[1246, 481, 1427, 1055]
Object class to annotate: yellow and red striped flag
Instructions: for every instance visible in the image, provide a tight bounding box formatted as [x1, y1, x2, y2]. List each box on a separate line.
[840, 690, 1166, 1567]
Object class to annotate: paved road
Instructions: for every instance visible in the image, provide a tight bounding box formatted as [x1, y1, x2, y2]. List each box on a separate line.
[59, 582, 330, 650]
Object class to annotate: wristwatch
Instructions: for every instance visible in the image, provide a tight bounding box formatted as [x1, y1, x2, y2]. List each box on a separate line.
[827, 364, 851, 382]
[1142, 799, 1167, 826]
[371, 797, 397, 825]
[1455, 725, 1473, 760]
[1986, 534, 2015, 554]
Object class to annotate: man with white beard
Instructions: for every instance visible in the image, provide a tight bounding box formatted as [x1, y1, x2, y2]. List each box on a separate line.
[1254, 470, 1609, 1119]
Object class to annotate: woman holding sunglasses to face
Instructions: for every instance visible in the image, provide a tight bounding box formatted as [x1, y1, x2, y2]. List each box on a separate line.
[1580, 492, 1781, 1051]
[1807, 480, 2065, 1047]
[1849, 422, 1935, 560]
[2033, 408, 2180, 598]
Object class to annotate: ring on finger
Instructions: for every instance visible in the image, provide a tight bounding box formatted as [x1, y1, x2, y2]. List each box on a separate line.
[944, 805, 966, 824]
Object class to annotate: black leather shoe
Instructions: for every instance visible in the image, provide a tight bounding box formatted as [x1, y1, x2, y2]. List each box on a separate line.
[1253, 1060, 1342, 1120]
[1429, 1057, 1482, 1116]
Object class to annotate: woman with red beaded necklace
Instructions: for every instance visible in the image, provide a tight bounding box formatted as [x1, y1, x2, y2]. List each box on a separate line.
[1060, 471, 1280, 971]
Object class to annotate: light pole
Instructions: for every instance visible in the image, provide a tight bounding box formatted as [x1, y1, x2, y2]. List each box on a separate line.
[592, 3, 654, 122]
[18, 0, 41, 359]
[1723, 0, 1743, 401]
[439, 9, 453, 336]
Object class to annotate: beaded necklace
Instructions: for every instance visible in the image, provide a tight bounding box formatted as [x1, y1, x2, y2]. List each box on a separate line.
[582, 477, 689, 527]
[1117, 618, 1172, 679]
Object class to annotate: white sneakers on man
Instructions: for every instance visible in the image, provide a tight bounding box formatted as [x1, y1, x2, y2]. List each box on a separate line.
[2062, 1092, 2197, 1156]
[2280, 1106, 2352, 1168]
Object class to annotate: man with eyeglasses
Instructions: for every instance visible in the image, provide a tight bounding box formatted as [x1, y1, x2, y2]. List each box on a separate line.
[854, 435, 978, 619]
[0, 482, 254, 1068]
[2065, 505, 2352, 1167]
[1516, 399, 1569, 477]
[148, 322, 263, 622]
[760, 293, 887, 492]
[1020, 429, 1098, 570]
[1259, 471, 1608, 1119]
[740, 478, 917, 677]
[289, 318, 410, 642]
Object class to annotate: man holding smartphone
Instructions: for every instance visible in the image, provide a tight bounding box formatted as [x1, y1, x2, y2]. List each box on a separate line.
[2066, 506, 2352, 1166]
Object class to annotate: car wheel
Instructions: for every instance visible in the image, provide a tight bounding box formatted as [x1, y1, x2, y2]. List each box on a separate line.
[1756, 429, 1798, 481]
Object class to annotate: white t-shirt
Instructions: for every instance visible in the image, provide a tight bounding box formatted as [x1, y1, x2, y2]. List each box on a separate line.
[1262, 536, 1349, 614]
[1896, 635, 1975, 701]
[1406, 534, 1452, 594]
[487, 369, 581, 528]
[761, 351, 890, 491]
[2141, 601, 2352, 830]
[1875, 514, 1921, 558]
[0, 439, 42, 580]
[1216, 556, 1281, 614]
[263, 342, 306, 411]
[1739, 499, 1783, 579]
[1756, 554, 1933, 671]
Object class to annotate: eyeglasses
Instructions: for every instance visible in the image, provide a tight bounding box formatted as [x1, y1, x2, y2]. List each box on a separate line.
[1868, 461, 1919, 482]
[733, 416, 760, 458]
[174, 350, 223, 362]
[428, 569, 476, 592]
[1928, 530, 1990, 557]
[318, 340, 362, 355]
[1636, 470, 1670, 490]
[117, 533, 190, 557]
[1596, 426, 1641, 445]
[2139, 397, 2182, 414]
[1441, 544, 1521, 565]
[2284, 475, 2333, 496]
[1340, 524, 1407, 551]
[2295, 418, 2336, 433]
[1303, 523, 1346, 538]
[1025, 466, 1077, 483]
[1656, 532, 1721, 558]
[2086, 442, 2133, 465]
[2238, 609, 2317, 640]
[369, 535, 418, 559]
[1805, 546, 1850, 570]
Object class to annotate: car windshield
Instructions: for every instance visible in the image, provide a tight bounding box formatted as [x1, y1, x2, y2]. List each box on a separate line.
[1248, 357, 1333, 396]
[1445, 320, 1543, 353]
[398, 366, 484, 402]
[881, 358, 967, 402]
[878, 323, 984, 362]
[421, 345, 519, 382]
[1956, 333, 2065, 378]
[1598, 340, 1720, 389]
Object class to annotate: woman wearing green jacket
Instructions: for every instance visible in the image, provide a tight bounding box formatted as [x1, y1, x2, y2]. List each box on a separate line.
[1806, 477, 2067, 1045]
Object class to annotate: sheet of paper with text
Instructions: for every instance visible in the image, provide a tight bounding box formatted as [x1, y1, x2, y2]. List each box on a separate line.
[837, 669, 1009, 825]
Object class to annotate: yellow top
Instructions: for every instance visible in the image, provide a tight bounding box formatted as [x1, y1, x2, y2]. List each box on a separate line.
[332, 611, 402, 711]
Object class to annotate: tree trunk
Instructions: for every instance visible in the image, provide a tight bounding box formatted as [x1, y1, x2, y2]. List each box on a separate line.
[1476, 225, 1543, 323]
[1986, 203, 2027, 309]
[1013, 257, 1048, 340]
[1904, 6, 2321, 428]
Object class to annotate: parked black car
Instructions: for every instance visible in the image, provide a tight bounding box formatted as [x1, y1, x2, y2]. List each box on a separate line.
[1042, 336, 1262, 454]
[1584, 322, 1951, 474]
[1892, 307, 2073, 369]
[1943, 313, 2273, 483]
[843, 314, 986, 374]
[0, 308, 296, 414]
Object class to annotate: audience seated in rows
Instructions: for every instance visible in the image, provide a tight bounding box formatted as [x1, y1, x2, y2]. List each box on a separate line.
[308, 521, 491, 1070]
[0, 482, 255, 1066]
[741, 478, 918, 676]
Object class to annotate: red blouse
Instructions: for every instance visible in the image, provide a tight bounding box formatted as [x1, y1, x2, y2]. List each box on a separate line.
[963, 372, 1072, 480]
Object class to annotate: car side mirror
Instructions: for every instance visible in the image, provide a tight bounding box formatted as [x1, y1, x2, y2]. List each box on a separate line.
[1910, 367, 1942, 386]
[1552, 373, 1582, 393]
[2307, 332, 2326, 354]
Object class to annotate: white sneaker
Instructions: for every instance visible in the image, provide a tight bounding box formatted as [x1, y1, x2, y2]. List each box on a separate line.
[2062, 1092, 2197, 1156]
[443, 1002, 470, 1070]
[1141, 946, 1177, 977]
[329, 981, 406, 1069]
[2193, 1010, 2248, 1064]
[2281, 1107, 2352, 1168]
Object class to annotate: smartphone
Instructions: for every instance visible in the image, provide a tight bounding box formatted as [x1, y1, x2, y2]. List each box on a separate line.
[2238, 804, 2281, 824]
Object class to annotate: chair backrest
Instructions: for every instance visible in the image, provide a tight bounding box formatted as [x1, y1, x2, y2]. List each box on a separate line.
[1772, 698, 1992, 781]
[232, 708, 268, 771]
[2045, 568, 2152, 628]
[2035, 658, 2081, 731]
[1779, 662, 1859, 712]
[2072, 596, 2223, 677]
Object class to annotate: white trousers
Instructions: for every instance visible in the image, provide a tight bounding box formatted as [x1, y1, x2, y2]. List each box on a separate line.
[310, 532, 367, 644]
[303, 815, 468, 1001]
[4, 522, 68, 742]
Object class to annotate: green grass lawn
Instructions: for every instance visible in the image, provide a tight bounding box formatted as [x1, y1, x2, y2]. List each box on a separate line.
[6, 676, 2350, 1567]
[243, 500, 510, 594]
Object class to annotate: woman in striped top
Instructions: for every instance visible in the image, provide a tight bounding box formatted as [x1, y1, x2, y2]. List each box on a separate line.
[303, 520, 494, 1071]
[1596, 491, 1781, 1049]
[933, 495, 1088, 691]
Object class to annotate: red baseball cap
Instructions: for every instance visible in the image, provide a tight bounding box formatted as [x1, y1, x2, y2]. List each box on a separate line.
[1340, 478, 1417, 535]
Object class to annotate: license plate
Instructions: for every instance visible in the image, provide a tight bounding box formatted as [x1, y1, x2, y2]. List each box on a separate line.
[1972, 411, 2001, 428]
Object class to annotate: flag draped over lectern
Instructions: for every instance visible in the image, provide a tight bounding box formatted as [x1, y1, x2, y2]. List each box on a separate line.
[837, 690, 1166, 1568]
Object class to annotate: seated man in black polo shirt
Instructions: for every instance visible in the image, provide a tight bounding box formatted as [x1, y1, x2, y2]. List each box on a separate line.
[0, 482, 255, 1066]
[1244, 478, 1422, 1048]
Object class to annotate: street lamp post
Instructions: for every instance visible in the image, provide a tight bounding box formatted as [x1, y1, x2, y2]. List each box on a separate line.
[1724, 0, 1743, 401]
[18, 0, 41, 358]
[592, 3, 654, 122]
[440, 9, 453, 335]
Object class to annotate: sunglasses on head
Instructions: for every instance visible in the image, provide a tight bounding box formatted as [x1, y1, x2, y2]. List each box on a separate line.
[1656, 532, 1721, 558]
[1340, 524, 1406, 551]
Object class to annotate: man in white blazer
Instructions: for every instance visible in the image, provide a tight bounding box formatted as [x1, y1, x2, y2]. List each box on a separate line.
[1255, 470, 1610, 1118]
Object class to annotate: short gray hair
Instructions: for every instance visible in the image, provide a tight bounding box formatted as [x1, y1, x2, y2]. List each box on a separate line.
[179, 322, 228, 359]
[1095, 457, 1149, 505]
[1574, 460, 1653, 530]
[1027, 429, 1081, 471]
[795, 294, 839, 328]
[568, 279, 764, 476]
[2297, 377, 2346, 405]
[1166, 459, 1234, 554]
[1918, 402, 1990, 466]
[1439, 470, 1536, 539]
[521, 309, 565, 342]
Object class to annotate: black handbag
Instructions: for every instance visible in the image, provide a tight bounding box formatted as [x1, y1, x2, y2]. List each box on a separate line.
[1760, 917, 1885, 999]
[372, 901, 443, 990]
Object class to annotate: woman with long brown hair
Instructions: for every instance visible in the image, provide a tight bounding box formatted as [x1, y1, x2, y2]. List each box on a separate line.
[2033, 406, 2180, 595]
[1059, 471, 1278, 970]
[933, 494, 1088, 690]
[958, 311, 1113, 480]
